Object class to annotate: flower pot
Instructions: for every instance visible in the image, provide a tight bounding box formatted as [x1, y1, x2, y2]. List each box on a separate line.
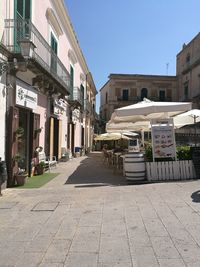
[35, 166, 44, 175]
[15, 174, 27, 186]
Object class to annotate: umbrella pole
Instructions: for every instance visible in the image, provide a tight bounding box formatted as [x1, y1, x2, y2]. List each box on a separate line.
[194, 116, 197, 147]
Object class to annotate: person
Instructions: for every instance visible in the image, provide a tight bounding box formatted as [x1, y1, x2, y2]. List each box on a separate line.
[0, 158, 7, 196]
[102, 144, 109, 163]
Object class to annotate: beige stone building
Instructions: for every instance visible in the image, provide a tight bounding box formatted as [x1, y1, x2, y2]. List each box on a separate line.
[99, 74, 177, 131]
[176, 32, 200, 107]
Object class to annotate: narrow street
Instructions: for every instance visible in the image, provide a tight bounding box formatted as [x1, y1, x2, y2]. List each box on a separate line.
[1, 152, 200, 266]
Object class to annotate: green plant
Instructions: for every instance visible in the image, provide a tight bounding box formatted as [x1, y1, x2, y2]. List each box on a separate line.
[176, 145, 191, 160]
[15, 127, 24, 136]
[36, 161, 46, 168]
[35, 161, 46, 175]
[13, 154, 21, 162]
[144, 144, 153, 162]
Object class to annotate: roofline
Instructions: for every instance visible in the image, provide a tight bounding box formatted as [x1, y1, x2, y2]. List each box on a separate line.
[176, 32, 200, 57]
[109, 73, 177, 79]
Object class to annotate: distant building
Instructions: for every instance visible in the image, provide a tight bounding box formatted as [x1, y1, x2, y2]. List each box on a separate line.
[99, 74, 177, 132]
[176, 33, 200, 107]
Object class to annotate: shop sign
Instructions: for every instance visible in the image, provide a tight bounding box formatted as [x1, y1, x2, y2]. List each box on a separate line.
[54, 99, 66, 115]
[151, 118, 176, 159]
[72, 108, 80, 123]
[16, 82, 37, 110]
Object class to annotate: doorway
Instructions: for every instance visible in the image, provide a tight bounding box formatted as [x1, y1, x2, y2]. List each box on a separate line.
[18, 108, 30, 172]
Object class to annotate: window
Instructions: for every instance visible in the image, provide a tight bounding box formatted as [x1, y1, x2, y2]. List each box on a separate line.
[184, 84, 189, 100]
[70, 65, 74, 94]
[16, 0, 31, 19]
[186, 53, 190, 64]
[159, 90, 165, 101]
[80, 84, 84, 104]
[15, 0, 31, 49]
[141, 88, 148, 100]
[122, 89, 129, 101]
[106, 92, 108, 103]
[51, 32, 58, 73]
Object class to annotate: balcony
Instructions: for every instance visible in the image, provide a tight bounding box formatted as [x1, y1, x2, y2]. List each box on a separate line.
[84, 99, 93, 113]
[3, 19, 70, 94]
[117, 96, 139, 102]
[68, 87, 84, 107]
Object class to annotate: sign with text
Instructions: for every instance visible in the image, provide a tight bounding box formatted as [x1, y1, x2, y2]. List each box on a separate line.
[151, 118, 176, 159]
[16, 80, 37, 110]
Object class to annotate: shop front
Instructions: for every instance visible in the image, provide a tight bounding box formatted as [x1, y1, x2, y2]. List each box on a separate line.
[6, 79, 39, 186]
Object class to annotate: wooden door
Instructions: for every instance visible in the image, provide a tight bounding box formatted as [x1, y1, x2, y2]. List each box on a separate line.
[6, 106, 19, 186]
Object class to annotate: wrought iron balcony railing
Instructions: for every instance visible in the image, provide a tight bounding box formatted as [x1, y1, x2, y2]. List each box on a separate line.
[3, 19, 70, 94]
[84, 99, 93, 113]
[69, 86, 84, 106]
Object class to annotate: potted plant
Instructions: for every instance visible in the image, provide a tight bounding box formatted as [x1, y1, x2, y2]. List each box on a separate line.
[35, 161, 46, 175]
[15, 127, 24, 138]
[15, 168, 28, 186]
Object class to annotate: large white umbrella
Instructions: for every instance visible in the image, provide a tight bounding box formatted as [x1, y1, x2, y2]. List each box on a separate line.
[94, 132, 131, 141]
[173, 109, 200, 127]
[111, 98, 192, 123]
[106, 120, 151, 132]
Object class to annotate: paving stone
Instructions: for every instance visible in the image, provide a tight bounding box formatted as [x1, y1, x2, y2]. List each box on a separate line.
[143, 218, 169, 237]
[64, 252, 98, 267]
[158, 258, 186, 267]
[99, 238, 131, 264]
[31, 202, 59, 211]
[43, 239, 71, 263]
[15, 252, 44, 267]
[130, 246, 159, 267]
[70, 226, 100, 253]
[39, 263, 64, 267]
[98, 261, 133, 267]
[0, 201, 18, 209]
[25, 235, 52, 252]
[151, 236, 181, 259]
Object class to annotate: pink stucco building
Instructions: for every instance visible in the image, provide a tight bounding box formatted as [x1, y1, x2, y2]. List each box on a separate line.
[0, 0, 97, 186]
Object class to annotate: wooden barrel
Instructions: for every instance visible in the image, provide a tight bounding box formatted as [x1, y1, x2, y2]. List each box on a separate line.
[124, 152, 146, 181]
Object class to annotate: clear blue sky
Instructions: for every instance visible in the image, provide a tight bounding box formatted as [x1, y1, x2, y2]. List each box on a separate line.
[64, 0, 200, 113]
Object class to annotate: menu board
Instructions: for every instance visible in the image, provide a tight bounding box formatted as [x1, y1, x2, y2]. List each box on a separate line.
[151, 119, 176, 159]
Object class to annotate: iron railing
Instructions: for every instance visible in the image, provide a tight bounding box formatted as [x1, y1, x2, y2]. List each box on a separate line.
[3, 19, 70, 94]
[69, 86, 84, 106]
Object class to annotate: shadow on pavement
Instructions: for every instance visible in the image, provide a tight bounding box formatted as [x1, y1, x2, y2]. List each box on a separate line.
[65, 152, 127, 187]
[191, 190, 200, 203]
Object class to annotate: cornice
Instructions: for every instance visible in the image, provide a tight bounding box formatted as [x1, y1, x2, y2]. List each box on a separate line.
[51, 0, 89, 74]
[46, 8, 63, 37]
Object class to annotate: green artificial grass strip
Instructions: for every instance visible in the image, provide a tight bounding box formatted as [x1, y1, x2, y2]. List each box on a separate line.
[19, 173, 60, 188]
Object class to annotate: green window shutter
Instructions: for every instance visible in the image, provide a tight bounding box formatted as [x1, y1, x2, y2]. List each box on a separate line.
[15, 0, 31, 19]
[50, 33, 58, 73]
[70, 65, 74, 94]
[51, 33, 58, 55]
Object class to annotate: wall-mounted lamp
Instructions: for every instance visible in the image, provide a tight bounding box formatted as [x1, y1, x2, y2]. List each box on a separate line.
[18, 38, 36, 60]
[0, 38, 36, 75]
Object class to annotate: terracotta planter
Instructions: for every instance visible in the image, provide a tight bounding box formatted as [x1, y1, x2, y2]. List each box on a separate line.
[15, 174, 27, 186]
[35, 166, 44, 175]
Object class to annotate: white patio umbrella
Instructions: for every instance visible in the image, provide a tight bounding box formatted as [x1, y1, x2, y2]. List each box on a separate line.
[173, 109, 200, 126]
[94, 132, 131, 141]
[111, 98, 192, 123]
[106, 120, 151, 132]
[173, 109, 200, 146]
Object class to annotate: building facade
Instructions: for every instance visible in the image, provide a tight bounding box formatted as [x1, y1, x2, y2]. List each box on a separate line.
[99, 74, 177, 132]
[0, 0, 96, 186]
[176, 33, 200, 107]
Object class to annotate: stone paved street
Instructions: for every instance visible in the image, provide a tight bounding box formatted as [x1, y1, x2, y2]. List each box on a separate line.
[1, 152, 200, 266]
